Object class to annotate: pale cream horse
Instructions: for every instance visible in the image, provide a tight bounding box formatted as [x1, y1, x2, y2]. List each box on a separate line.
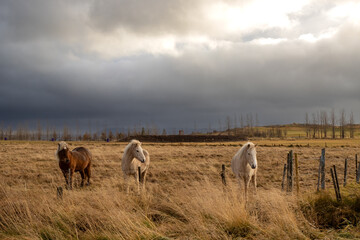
[231, 142, 257, 200]
[121, 139, 150, 193]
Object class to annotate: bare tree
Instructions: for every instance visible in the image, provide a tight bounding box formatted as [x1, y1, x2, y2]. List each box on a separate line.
[320, 111, 328, 138]
[52, 128, 58, 141]
[108, 130, 114, 141]
[349, 111, 355, 138]
[141, 127, 146, 136]
[340, 109, 346, 139]
[82, 132, 91, 141]
[7, 126, 12, 140]
[240, 114, 244, 129]
[92, 132, 98, 141]
[63, 125, 71, 141]
[233, 114, 237, 136]
[0, 123, 3, 140]
[101, 129, 107, 141]
[316, 111, 321, 138]
[312, 113, 317, 138]
[331, 109, 336, 139]
[116, 131, 125, 141]
[36, 121, 42, 140]
[305, 112, 310, 138]
[76, 120, 80, 141]
[46, 121, 50, 141]
[151, 124, 159, 135]
[226, 116, 231, 136]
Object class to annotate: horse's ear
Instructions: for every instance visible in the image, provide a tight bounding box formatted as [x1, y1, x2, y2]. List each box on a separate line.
[247, 143, 250, 148]
[255, 144, 257, 147]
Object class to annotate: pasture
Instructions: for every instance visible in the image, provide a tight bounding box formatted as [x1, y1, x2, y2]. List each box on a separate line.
[0, 140, 360, 239]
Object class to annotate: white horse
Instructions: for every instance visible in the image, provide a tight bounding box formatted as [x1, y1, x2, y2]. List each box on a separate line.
[121, 139, 150, 193]
[231, 142, 257, 200]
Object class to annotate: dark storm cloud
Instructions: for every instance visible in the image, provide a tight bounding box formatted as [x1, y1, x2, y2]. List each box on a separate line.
[1, 0, 360, 130]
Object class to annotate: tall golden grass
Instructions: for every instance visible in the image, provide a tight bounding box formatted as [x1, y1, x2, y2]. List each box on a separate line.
[0, 140, 359, 239]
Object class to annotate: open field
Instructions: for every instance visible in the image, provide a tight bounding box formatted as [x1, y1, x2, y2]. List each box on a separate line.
[0, 140, 360, 239]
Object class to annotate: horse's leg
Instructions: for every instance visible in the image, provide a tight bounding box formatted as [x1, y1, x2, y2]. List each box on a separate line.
[135, 172, 140, 194]
[85, 165, 91, 186]
[244, 176, 251, 201]
[62, 170, 69, 188]
[124, 175, 130, 194]
[141, 170, 147, 191]
[252, 172, 257, 194]
[236, 174, 242, 191]
[80, 170, 85, 187]
[69, 169, 74, 190]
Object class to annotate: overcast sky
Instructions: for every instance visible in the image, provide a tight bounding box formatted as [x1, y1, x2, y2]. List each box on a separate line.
[1, 0, 360, 131]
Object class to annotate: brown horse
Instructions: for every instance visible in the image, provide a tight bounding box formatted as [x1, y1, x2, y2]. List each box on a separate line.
[55, 141, 92, 189]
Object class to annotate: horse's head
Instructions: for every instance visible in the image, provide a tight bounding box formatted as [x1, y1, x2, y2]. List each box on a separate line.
[130, 140, 146, 163]
[56, 141, 70, 163]
[245, 143, 257, 169]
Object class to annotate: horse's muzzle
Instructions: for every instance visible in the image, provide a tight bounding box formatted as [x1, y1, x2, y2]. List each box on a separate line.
[251, 165, 256, 169]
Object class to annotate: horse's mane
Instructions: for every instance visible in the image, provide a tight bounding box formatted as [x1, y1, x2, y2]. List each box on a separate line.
[55, 141, 69, 162]
[123, 139, 141, 156]
[238, 142, 255, 158]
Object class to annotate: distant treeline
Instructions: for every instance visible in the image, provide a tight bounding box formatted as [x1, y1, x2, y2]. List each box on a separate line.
[304, 109, 356, 139]
[0, 110, 357, 141]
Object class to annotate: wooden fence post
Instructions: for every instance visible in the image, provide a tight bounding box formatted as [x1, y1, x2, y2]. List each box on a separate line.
[356, 154, 358, 183]
[333, 165, 341, 201]
[317, 157, 321, 191]
[330, 167, 341, 202]
[295, 153, 299, 194]
[138, 166, 141, 183]
[57, 186, 63, 200]
[343, 158, 348, 187]
[287, 150, 293, 192]
[220, 164, 226, 186]
[281, 163, 287, 191]
[357, 154, 360, 184]
[320, 148, 325, 190]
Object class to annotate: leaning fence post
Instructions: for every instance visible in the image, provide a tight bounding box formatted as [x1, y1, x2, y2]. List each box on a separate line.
[281, 163, 287, 191]
[295, 153, 299, 194]
[330, 167, 340, 202]
[138, 166, 141, 183]
[332, 165, 341, 201]
[220, 164, 226, 186]
[343, 158, 348, 187]
[57, 186, 63, 200]
[320, 148, 326, 190]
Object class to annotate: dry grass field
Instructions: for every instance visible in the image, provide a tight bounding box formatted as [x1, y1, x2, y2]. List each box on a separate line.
[0, 139, 360, 239]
